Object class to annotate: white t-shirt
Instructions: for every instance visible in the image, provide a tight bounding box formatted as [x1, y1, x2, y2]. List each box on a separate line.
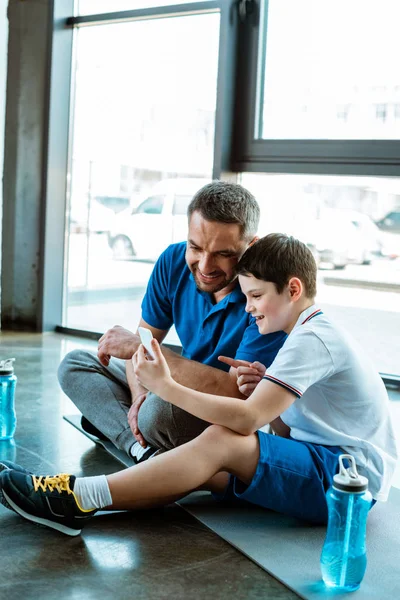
[263, 305, 398, 501]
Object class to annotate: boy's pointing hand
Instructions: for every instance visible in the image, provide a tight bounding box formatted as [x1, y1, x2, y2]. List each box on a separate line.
[218, 356, 266, 397]
[218, 356, 252, 369]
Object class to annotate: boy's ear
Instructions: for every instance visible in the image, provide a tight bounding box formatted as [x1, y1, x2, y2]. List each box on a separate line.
[288, 277, 303, 301]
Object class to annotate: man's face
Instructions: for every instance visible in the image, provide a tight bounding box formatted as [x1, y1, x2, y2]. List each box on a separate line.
[186, 211, 251, 295]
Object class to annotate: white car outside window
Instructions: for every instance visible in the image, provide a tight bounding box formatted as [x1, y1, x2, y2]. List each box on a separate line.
[108, 178, 210, 260]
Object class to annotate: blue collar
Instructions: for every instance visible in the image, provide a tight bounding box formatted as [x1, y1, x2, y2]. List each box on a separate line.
[189, 273, 245, 308]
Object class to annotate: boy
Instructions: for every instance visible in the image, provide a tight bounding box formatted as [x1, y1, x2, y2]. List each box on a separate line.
[0, 234, 397, 535]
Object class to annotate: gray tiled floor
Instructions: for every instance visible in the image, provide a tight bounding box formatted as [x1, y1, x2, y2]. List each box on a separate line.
[0, 331, 298, 600]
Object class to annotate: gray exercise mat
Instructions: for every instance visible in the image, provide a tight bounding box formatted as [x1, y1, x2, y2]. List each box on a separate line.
[179, 491, 400, 599]
[64, 415, 400, 599]
[64, 414, 135, 467]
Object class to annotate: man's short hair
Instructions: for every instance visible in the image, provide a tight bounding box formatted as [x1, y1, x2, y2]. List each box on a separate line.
[236, 233, 317, 298]
[187, 181, 260, 241]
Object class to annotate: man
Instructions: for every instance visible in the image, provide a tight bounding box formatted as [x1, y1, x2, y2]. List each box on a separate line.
[58, 181, 286, 462]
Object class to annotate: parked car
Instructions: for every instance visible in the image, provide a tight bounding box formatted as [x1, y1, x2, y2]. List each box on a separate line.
[375, 210, 400, 234]
[297, 209, 385, 269]
[108, 178, 210, 260]
[95, 195, 130, 214]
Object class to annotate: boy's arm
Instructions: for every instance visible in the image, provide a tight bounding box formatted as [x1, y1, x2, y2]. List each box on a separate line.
[160, 350, 243, 398]
[134, 342, 295, 435]
[125, 320, 243, 447]
[159, 378, 294, 435]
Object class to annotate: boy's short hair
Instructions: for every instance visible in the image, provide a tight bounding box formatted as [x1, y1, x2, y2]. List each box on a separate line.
[236, 233, 317, 298]
[187, 181, 260, 241]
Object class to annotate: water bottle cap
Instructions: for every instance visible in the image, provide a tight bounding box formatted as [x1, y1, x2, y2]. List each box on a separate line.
[333, 454, 368, 492]
[0, 358, 16, 375]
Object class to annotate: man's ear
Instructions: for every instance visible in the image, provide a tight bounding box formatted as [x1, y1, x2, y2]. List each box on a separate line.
[248, 235, 259, 248]
[288, 277, 303, 301]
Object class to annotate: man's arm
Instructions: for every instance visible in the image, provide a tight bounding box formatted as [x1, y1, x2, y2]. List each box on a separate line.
[98, 319, 242, 398]
[133, 319, 243, 398]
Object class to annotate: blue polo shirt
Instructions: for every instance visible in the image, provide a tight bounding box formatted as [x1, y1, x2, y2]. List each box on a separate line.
[141, 242, 286, 372]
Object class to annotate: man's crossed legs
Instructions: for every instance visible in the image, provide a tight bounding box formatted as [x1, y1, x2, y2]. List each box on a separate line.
[58, 349, 210, 459]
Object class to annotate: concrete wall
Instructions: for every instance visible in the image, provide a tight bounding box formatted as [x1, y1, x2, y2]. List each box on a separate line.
[1, 0, 52, 329]
[0, 0, 8, 306]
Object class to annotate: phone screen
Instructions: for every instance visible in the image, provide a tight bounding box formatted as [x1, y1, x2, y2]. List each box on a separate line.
[138, 327, 155, 358]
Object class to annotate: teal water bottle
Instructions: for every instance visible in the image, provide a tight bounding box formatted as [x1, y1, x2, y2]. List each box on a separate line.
[0, 358, 17, 440]
[320, 454, 372, 592]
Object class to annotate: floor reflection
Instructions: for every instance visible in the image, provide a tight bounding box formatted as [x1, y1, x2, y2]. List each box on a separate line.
[0, 331, 296, 600]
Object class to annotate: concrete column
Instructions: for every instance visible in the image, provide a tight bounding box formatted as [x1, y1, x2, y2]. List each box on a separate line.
[0, 0, 9, 316]
[1, 0, 53, 330]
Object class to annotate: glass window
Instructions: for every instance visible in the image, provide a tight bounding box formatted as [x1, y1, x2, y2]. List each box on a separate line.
[240, 172, 400, 375]
[260, 0, 400, 140]
[172, 194, 192, 216]
[64, 11, 220, 341]
[76, 1, 213, 16]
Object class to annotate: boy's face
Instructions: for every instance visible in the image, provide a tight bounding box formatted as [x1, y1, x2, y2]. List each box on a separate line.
[239, 274, 292, 335]
[186, 211, 251, 294]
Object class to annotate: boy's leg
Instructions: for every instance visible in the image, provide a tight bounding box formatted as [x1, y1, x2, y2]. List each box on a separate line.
[0, 425, 260, 535]
[0, 428, 342, 534]
[231, 432, 343, 524]
[106, 425, 260, 510]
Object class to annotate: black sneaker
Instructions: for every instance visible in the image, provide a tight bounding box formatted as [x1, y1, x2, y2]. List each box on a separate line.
[130, 442, 159, 464]
[81, 416, 109, 441]
[1, 470, 97, 536]
[0, 460, 30, 474]
[0, 461, 31, 510]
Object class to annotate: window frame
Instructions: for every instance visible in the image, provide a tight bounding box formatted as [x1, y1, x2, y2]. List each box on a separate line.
[44, 0, 240, 331]
[232, 0, 400, 176]
[40, 0, 400, 385]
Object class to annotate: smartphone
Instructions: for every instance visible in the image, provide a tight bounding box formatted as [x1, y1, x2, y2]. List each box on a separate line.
[138, 327, 156, 359]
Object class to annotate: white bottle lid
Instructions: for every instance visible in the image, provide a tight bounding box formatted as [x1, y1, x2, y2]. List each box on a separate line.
[333, 454, 368, 492]
[0, 358, 16, 375]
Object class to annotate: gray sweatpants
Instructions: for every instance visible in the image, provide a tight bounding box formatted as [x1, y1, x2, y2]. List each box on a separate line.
[58, 350, 209, 457]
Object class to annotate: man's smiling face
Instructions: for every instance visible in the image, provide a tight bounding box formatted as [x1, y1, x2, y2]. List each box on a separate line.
[185, 211, 249, 295]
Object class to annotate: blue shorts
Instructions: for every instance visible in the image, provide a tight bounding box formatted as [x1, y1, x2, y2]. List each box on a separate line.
[216, 431, 344, 524]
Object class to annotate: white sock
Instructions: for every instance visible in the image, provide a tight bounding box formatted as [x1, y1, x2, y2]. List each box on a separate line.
[130, 441, 151, 461]
[74, 475, 113, 510]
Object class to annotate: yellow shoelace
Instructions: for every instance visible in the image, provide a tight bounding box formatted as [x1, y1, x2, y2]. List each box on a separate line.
[32, 474, 73, 495]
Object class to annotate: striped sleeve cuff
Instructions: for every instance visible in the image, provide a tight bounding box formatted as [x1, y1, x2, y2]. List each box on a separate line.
[262, 375, 302, 399]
